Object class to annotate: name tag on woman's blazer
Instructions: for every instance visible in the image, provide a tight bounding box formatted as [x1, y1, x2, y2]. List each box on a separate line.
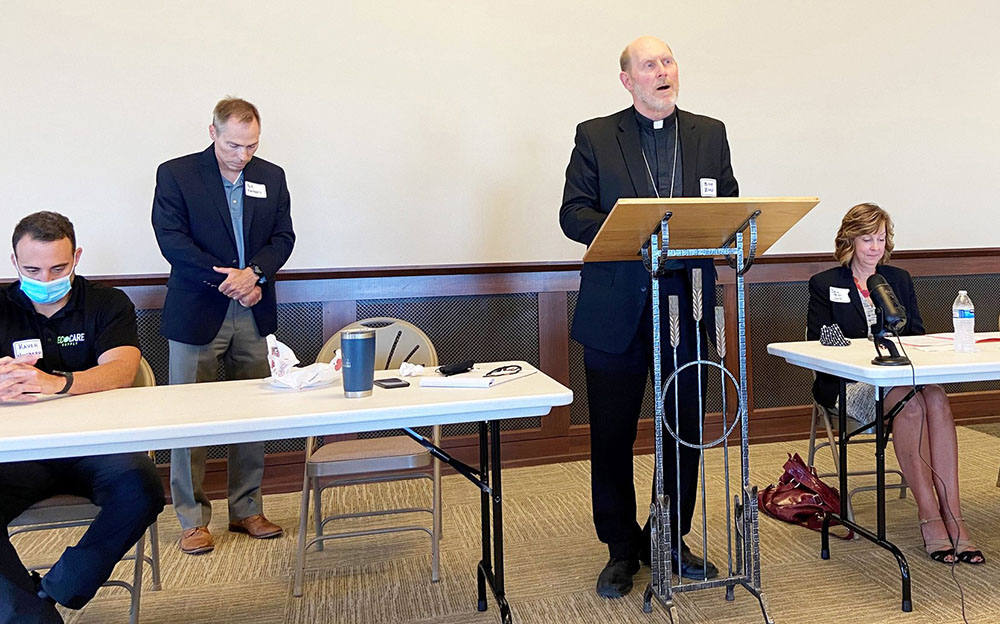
[829, 287, 851, 303]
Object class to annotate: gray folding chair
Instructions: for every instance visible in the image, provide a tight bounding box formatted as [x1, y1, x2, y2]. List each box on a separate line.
[8, 357, 162, 624]
[293, 318, 442, 597]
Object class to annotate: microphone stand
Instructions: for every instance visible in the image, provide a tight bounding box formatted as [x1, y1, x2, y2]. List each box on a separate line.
[870, 308, 909, 366]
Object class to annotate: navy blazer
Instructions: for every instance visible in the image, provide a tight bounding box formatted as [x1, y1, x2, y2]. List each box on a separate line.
[152, 146, 295, 345]
[806, 264, 924, 407]
[560, 107, 738, 353]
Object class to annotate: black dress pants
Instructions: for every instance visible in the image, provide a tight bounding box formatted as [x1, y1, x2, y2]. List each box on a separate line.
[0, 453, 165, 623]
[585, 275, 708, 561]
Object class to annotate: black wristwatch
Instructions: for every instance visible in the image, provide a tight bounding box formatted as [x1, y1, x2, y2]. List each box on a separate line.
[249, 263, 267, 285]
[54, 370, 74, 395]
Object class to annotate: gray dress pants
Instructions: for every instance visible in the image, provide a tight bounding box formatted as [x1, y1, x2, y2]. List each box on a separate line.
[168, 300, 270, 530]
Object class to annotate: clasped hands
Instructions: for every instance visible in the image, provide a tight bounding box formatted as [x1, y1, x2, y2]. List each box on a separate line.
[213, 266, 261, 307]
[0, 356, 61, 402]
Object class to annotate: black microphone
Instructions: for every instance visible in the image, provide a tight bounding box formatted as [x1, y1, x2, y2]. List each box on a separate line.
[867, 274, 907, 333]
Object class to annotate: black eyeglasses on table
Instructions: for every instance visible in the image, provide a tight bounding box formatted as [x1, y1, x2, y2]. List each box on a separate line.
[483, 364, 522, 377]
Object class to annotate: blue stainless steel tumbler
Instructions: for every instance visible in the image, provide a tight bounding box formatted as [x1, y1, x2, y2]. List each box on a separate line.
[341, 328, 376, 397]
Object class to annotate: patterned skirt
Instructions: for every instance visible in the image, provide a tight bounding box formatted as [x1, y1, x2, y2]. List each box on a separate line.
[834, 381, 877, 427]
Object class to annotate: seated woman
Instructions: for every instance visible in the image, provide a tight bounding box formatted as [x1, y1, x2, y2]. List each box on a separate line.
[806, 202, 984, 565]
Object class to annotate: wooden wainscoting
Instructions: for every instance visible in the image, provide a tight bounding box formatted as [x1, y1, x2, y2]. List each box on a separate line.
[99, 249, 1000, 499]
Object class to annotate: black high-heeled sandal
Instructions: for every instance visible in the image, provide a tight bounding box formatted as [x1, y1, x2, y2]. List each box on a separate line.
[945, 517, 986, 565]
[919, 517, 956, 564]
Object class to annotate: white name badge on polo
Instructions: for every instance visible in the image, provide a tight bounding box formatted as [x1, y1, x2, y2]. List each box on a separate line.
[12, 338, 43, 358]
[829, 287, 851, 303]
[245, 181, 267, 198]
[700, 178, 717, 197]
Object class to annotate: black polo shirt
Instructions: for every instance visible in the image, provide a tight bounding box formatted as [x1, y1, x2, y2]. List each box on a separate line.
[0, 276, 140, 374]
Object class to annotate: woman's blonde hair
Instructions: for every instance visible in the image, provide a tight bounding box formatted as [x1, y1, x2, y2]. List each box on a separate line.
[834, 202, 894, 266]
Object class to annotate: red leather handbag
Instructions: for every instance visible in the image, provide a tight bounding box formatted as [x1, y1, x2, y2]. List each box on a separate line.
[758, 453, 854, 540]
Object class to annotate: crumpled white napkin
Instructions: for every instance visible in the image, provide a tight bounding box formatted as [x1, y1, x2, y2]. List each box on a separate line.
[266, 334, 342, 390]
[398, 362, 425, 377]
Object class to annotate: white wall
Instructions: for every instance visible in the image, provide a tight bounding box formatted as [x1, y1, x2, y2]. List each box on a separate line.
[1, 1, 997, 277]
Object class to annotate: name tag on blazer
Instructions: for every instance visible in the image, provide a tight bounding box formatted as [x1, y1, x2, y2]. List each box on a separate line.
[829, 286, 851, 303]
[245, 181, 267, 198]
[700, 178, 717, 197]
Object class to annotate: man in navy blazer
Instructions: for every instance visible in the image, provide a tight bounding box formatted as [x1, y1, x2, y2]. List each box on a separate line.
[152, 98, 294, 555]
[560, 36, 737, 598]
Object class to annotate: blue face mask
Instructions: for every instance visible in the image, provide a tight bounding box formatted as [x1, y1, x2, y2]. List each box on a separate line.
[18, 265, 75, 305]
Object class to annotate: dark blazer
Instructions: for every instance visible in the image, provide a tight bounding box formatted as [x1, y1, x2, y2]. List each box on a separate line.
[152, 145, 295, 345]
[560, 107, 738, 353]
[807, 264, 924, 407]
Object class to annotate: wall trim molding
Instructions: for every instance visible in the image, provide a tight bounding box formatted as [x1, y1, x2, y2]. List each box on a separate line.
[2, 246, 995, 288]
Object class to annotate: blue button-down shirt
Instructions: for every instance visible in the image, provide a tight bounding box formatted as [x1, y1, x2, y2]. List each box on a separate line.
[222, 172, 246, 268]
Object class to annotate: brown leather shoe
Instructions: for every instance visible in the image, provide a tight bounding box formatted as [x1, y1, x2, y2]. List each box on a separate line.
[228, 513, 283, 539]
[179, 526, 214, 554]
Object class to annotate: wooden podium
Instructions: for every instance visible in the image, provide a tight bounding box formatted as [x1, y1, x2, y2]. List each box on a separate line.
[584, 196, 818, 263]
[583, 197, 818, 623]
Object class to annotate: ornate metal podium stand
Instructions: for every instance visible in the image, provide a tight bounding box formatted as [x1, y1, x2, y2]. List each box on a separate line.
[581, 196, 819, 623]
[640, 210, 770, 623]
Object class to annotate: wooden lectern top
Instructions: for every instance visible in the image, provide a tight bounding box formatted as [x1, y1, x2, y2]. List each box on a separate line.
[582, 197, 820, 263]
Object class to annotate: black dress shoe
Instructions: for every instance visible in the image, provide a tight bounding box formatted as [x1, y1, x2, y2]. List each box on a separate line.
[639, 538, 651, 566]
[639, 540, 719, 581]
[674, 544, 718, 580]
[30, 571, 63, 623]
[30, 571, 56, 606]
[596, 557, 640, 598]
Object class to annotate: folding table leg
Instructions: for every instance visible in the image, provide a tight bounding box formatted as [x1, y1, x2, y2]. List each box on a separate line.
[477, 421, 490, 612]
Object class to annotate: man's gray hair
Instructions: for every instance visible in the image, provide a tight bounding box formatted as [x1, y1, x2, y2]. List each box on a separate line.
[619, 45, 632, 72]
[212, 97, 261, 129]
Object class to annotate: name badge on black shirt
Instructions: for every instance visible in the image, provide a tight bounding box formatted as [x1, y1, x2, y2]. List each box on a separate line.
[12, 338, 43, 358]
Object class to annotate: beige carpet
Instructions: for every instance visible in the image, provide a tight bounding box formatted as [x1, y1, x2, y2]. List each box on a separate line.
[14, 426, 1000, 624]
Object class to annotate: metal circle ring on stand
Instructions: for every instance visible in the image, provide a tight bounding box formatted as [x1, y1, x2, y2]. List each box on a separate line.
[658, 359, 744, 449]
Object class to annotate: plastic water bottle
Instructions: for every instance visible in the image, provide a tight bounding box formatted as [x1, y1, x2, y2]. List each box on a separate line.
[952, 290, 975, 352]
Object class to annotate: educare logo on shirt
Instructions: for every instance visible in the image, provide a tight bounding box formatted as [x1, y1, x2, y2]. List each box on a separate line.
[56, 333, 86, 347]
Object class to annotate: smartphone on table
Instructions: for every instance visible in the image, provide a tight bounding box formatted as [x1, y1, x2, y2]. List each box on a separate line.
[374, 378, 410, 389]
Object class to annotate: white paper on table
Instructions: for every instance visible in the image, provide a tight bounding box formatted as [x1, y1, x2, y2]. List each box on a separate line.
[899, 335, 952, 347]
[899, 335, 954, 352]
[900, 333, 1000, 352]
[905, 344, 956, 353]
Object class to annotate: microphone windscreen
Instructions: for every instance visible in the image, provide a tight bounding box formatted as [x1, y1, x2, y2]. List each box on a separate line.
[865, 272, 907, 332]
[866, 273, 887, 292]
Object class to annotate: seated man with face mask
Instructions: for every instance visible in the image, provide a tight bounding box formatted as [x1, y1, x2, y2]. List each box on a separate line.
[0, 211, 165, 624]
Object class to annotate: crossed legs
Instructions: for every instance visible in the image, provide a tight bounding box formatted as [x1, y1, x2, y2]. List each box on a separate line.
[887, 384, 982, 563]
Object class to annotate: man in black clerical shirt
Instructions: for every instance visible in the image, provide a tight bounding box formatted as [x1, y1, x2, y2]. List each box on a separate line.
[560, 36, 738, 598]
[0, 211, 164, 624]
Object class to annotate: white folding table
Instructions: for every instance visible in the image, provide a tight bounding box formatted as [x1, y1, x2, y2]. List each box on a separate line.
[767, 334, 1000, 612]
[0, 361, 573, 624]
